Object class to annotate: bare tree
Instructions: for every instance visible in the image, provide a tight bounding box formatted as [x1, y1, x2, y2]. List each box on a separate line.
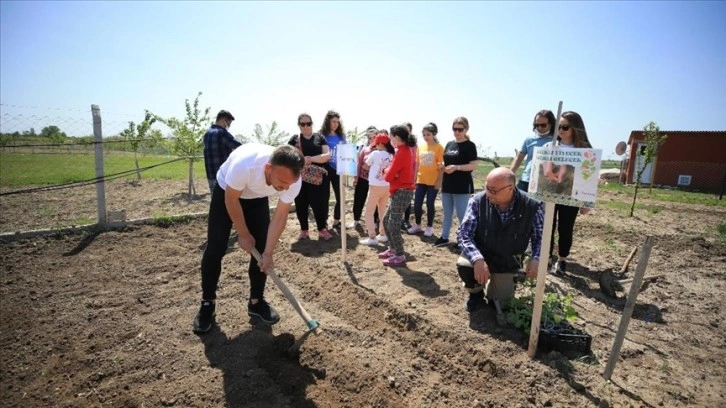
[241, 121, 289, 146]
[630, 121, 667, 217]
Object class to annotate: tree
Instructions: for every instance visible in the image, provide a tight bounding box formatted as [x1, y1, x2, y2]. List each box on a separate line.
[243, 121, 289, 146]
[40, 125, 67, 144]
[630, 121, 667, 217]
[346, 126, 366, 147]
[119, 111, 160, 182]
[153, 92, 211, 200]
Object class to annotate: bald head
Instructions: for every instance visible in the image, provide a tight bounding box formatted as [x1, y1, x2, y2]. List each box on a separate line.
[486, 167, 516, 186]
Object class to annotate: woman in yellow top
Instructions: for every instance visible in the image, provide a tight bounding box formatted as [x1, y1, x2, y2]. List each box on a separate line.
[407, 122, 445, 237]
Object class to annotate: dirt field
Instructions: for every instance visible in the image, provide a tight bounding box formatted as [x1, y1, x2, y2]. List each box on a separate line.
[1, 179, 725, 407]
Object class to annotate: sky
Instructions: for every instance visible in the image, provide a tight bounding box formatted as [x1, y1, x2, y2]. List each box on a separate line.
[1, 1, 725, 160]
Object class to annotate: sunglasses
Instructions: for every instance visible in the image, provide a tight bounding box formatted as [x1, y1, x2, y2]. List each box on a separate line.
[452, 127, 466, 132]
[299, 122, 313, 127]
[558, 125, 571, 131]
[534, 123, 548, 128]
[486, 184, 513, 195]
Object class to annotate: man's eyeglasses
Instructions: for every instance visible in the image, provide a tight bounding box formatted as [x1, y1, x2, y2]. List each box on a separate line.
[486, 184, 513, 195]
[452, 127, 465, 132]
[558, 125, 571, 131]
[299, 122, 313, 127]
[533, 123, 548, 128]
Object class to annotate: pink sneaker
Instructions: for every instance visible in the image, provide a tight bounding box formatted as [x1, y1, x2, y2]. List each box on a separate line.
[298, 230, 309, 240]
[383, 255, 406, 267]
[378, 248, 396, 259]
[319, 228, 333, 241]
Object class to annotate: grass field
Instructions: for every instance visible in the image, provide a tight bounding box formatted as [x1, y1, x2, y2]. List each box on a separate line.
[1, 152, 723, 207]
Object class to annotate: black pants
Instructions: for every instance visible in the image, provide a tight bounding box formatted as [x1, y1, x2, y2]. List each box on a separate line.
[550, 204, 579, 258]
[201, 184, 269, 301]
[328, 169, 341, 221]
[295, 176, 330, 231]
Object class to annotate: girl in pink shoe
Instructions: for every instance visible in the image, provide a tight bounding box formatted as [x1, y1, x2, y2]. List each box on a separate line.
[360, 133, 394, 246]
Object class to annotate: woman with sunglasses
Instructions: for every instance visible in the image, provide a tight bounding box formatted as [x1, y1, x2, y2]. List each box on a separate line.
[288, 113, 333, 240]
[544, 111, 592, 276]
[510, 110, 556, 192]
[434, 117, 478, 248]
[319, 110, 347, 230]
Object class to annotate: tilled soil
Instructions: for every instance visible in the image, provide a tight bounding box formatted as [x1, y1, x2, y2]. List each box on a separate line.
[1, 180, 725, 407]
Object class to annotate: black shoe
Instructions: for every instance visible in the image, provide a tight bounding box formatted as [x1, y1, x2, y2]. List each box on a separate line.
[550, 260, 567, 276]
[433, 237, 450, 247]
[401, 221, 412, 231]
[247, 299, 280, 325]
[466, 291, 484, 313]
[193, 300, 215, 334]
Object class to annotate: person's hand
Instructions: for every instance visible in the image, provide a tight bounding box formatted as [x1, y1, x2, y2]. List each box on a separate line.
[473, 259, 490, 285]
[555, 166, 567, 183]
[579, 207, 591, 215]
[304, 156, 313, 165]
[238, 233, 255, 253]
[353, 177, 358, 187]
[543, 163, 558, 182]
[258, 251, 274, 273]
[444, 165, 457, 174]
[526, 259, 539, 279]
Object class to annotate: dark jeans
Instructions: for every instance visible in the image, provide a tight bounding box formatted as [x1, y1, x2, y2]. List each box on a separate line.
[516, 180, 529, 192]
[413, 183, 438, 227]
[295, 175, 330, 231]
[328, 168, 341, 221]
[550, 204, 579, 258]
[201, 184, 269, 301]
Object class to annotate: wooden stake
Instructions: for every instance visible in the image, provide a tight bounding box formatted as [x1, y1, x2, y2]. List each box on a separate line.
[603, 235, 655, 380]
[620, 246, 638, 274]
[340, 172, 347, 265]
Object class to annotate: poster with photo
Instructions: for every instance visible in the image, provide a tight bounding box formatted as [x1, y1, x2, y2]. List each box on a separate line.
[529, 146, 602, 208]
[336, 143, 358, 176]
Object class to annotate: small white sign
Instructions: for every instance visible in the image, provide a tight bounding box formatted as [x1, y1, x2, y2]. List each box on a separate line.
[336, 143, 358, 176]
[529, 146, 602, 207]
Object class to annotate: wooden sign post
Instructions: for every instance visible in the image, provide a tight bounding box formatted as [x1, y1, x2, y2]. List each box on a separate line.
[336, 143, 358, 265]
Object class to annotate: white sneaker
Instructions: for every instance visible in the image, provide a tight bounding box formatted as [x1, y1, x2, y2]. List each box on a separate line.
[346, 220, 360, 229]
[359, 237, 379, 246]
[376, 234, 389, 243]
[407, 224, 422, 234]
[424, 227, 434, 237]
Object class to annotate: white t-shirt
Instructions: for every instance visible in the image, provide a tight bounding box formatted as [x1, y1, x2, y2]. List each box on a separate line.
[365, 150, 393, 187]
[216, 143, 302, 204]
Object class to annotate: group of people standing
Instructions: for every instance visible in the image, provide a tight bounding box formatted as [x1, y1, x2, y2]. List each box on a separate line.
[192, 108, 594, 333]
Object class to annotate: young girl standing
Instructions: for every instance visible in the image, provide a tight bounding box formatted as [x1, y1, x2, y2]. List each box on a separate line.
[408, 122, 444, 237]
[359, 133, 395, 246]
[378, 125, 416, 266]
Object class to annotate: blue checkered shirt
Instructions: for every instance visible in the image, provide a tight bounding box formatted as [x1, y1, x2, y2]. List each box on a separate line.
[203, 125, 241, 181]
[458, 192, 544, 264]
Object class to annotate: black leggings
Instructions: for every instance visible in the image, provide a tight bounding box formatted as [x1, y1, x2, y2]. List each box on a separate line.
[295, 175, 330, 231]
[329, 170, 341, 221]
[201, 185, 269, 301]
[550, 204, 579, 258]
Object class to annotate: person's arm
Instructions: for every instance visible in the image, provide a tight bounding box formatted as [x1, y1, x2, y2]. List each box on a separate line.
[526, 201, 545, 278]
[222, 130, 242, 150]
[258, 200, 293, 272]
[384, 149, 407, 183]
[458, 195, 490, 285]
[311, 145, 330, 164]
[224, 186, 254, 252]
[510, 152, 526, 173]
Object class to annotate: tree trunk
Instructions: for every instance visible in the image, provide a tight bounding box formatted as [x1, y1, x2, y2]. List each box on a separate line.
[630, 182, 639, 217]
[187, 158, 195, 203]
[134, 151, 141, 180]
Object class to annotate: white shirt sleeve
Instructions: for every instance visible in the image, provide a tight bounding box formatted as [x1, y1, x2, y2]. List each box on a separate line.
[278, 177, 302, 204]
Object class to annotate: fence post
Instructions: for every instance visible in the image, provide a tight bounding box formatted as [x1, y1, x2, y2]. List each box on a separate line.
[92, 105, 107, 227]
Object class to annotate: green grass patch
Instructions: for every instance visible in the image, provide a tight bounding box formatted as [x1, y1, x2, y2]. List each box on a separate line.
[599, 182, 725, 207]
[1, 152, 204, 187]
[718, 223, 726, 243]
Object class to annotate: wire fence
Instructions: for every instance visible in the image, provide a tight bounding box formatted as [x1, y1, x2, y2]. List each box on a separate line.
[0, 104, 211, 235]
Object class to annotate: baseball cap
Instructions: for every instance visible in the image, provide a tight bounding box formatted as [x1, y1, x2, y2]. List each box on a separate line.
[371, 133, 390, 147]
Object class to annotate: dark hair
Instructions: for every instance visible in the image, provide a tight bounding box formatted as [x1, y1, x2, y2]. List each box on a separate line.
[216, 110, 235, 122]
[380, 140, 395, 155]
[422, 122, 439, 143]
[320, 110, 346, 140]
[270, 145, 305, 177]
[390, 124, 415, 147]
[403, 122, 413, 133]
[559, 111, 592, 148]
[379, 129, 389, 135]
[532, 110, 556, 136]
[297, 112, 312, 124]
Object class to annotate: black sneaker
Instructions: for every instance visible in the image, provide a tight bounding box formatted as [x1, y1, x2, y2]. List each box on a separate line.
[551, 260, 567, 276]
[247, 299, 280, 325]
[433, 238, 450, 247]
[401, 221, 412, 231]
[192, 300, 215, 334]
[466, 291, 484, 313]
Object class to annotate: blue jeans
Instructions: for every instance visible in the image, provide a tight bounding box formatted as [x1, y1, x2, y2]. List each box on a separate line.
[413, 184, 438, 227]
[440, 193, 470, 240]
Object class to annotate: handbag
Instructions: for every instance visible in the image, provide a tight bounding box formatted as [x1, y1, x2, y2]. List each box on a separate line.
[297, 135, 328, 185]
